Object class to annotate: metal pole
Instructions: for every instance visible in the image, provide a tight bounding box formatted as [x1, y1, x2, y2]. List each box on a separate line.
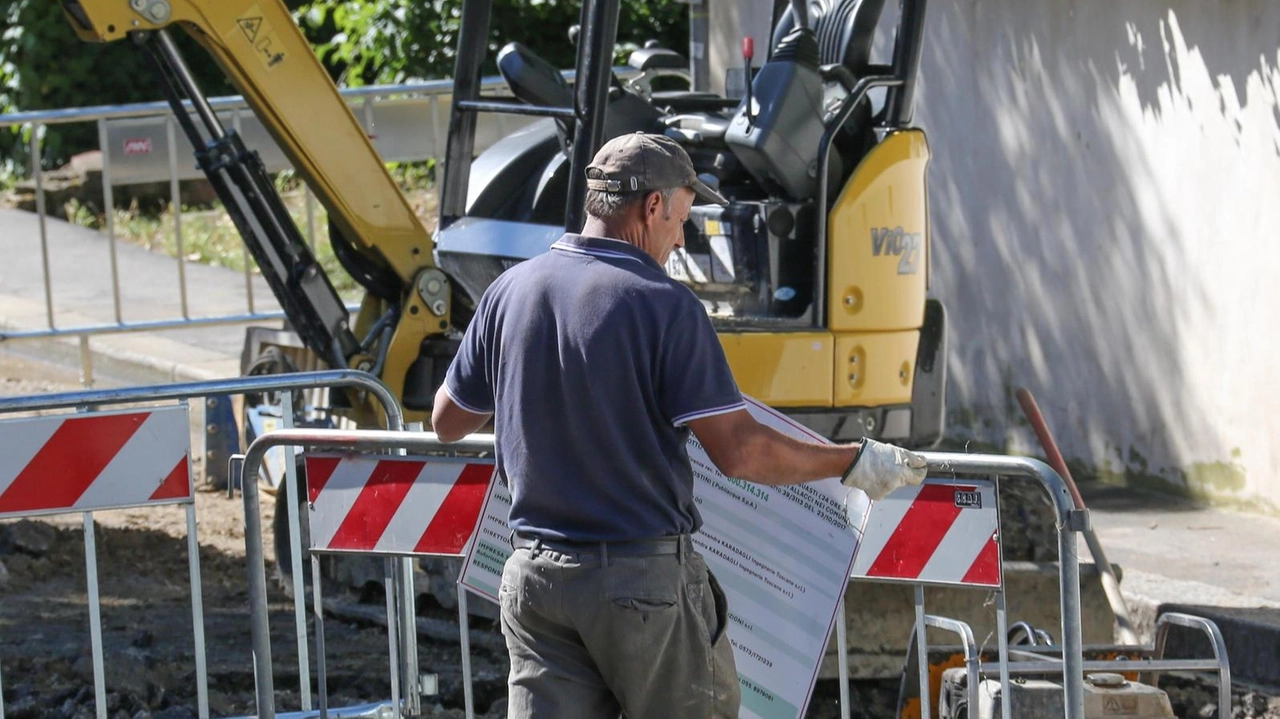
[400, 422, 424, 716]
[305, 188, 317, 253]
[430, 95, 444, 163]
[83, 513, 108, 719]
[384, 559, 403, 715]
[232, 110, 256, 313]
[78, 336, 95, 388]
[312, 553, 330, 719]
[835, 593, 850, 719]
[688, 0, 710, 92]
[398, 559, 420, 714]
[363, 97, 375, 136]
[564, 0, 621, 233]
[995, 472, 1012, 719]
[996, 589, 1011, 719]
[30, 124, 55, 328]
[0, 371, 405, 432]
[155, 30, 225, 140]
[242, 455, 277, 719]
[282, 392, 313, 711]
[1058, 513, 1086, 719]
[167, 116, 190, 319]
[186, 503, 211, 719]
[97, 119, 123, 324]
[309, 550, 330, 716]
[914, 584, 930, 719]
[459, 587, 475, 719]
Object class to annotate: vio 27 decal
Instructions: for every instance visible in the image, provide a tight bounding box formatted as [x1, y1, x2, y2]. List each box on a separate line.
[870, 226, 923, 275]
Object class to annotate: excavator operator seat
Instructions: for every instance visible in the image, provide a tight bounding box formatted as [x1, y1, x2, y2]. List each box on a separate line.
[774, 0, 888, 75]
[497, 42, 574, 111]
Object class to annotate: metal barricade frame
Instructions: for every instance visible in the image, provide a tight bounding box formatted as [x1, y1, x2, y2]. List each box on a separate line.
[0, 402, 204, 719]
[239, 428, 494, 719]
[0, 370, 414, 719]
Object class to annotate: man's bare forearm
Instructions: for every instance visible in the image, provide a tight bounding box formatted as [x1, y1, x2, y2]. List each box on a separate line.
[726, 424, 858, 485]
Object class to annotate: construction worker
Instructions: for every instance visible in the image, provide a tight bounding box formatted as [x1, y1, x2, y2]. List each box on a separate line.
[432, 132, 927, 718]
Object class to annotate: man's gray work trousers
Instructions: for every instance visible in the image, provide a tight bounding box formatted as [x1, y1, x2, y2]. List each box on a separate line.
[499, 535, 740, 718]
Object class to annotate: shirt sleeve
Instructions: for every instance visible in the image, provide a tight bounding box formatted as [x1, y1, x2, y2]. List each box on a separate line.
[443, 291, 496, 415]
[658, 294, 745, 426]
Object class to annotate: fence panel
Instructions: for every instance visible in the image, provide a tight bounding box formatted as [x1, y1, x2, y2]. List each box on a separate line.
[0, 403, 207, 719]
[0, 371, 408, 719]
[306, 454, 494, 556]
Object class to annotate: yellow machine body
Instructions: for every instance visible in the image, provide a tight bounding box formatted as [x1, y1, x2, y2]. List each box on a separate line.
[60, 0, 447, 424]
[720, 131, 932, 414]
[59, 0, 938, 439]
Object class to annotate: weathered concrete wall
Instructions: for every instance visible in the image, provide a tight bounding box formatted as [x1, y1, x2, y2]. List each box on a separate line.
[712, 0, 1280, 509]
[918, 0, 1280, 509]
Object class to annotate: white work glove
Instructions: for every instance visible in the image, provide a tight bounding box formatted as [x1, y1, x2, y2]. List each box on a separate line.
[840, 438, 927, 501]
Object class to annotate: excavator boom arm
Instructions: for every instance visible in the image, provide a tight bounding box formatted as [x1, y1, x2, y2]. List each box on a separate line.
[60, 0, 432, 289]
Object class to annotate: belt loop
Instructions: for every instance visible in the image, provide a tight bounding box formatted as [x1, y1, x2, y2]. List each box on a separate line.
[600, 541, 609, 568]
[677, 535, 686, 564]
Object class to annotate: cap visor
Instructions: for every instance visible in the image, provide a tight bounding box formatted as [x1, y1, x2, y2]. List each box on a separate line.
[690, 177, 728, 206]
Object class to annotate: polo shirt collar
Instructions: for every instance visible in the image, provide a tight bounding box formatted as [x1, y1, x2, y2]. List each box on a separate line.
[552, 234, 663, 272]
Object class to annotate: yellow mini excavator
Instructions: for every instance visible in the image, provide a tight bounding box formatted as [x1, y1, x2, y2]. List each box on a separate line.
[58, 0, 944, 449]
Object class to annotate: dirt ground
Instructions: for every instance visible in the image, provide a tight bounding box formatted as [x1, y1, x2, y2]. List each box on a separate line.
[0, 351, 1273, 719]
[0, 352, 512, 718]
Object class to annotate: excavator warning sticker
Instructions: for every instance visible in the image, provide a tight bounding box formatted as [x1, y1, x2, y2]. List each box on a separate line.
[232, 6, 286, 70]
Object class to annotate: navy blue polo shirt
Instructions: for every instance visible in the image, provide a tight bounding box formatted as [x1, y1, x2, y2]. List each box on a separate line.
[443, 233, 744, 542]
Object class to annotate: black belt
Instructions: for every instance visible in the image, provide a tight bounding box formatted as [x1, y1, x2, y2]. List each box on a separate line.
[511, 533, 690, 559]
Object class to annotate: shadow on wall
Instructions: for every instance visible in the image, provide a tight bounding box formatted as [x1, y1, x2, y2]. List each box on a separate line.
[912, 0, 1279, 501]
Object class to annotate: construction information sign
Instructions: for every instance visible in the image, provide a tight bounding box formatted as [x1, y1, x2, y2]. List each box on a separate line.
[460, 397, 870, 719]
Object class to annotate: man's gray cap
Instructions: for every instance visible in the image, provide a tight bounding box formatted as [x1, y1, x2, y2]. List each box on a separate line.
[585, 132, 728, 206]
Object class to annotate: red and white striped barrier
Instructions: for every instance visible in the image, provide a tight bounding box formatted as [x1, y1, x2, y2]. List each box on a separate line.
[851, 479, 1002, 587]
[305, 455, 495, 556]
[0, 406, 193, 519]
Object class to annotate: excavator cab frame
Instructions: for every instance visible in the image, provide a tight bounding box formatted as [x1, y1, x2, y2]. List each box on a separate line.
[56, 0, 945, 445]
[435, 0, 946, 446]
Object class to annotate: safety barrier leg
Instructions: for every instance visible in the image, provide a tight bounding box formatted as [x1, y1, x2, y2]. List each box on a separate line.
[281, 392, 313, 711]
[914, 585, 931, 718]
[399, 422, 425, 717]
[384, 559, 403, 714]
[83, 513, 108, 719]
[185, 502, 211, 719]
[243, 464, 278, 719]
[312, 553, 330, 719]
[459, 586, 476, 719]
[1057, 510, 1086, 719]
[995, 588, 1012, 719]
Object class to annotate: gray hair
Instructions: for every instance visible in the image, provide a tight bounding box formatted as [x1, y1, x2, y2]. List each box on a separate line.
[583, 185, 678, 220]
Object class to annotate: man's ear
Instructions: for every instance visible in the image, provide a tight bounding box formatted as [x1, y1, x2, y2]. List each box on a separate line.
[641, 190, 663, 226]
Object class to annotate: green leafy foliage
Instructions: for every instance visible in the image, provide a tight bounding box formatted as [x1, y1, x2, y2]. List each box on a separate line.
[1, 0, 689, 176]
[297, 0, 688, 87]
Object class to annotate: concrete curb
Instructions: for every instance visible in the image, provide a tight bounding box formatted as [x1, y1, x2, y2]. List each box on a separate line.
[1119, 569, 1280, 688]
